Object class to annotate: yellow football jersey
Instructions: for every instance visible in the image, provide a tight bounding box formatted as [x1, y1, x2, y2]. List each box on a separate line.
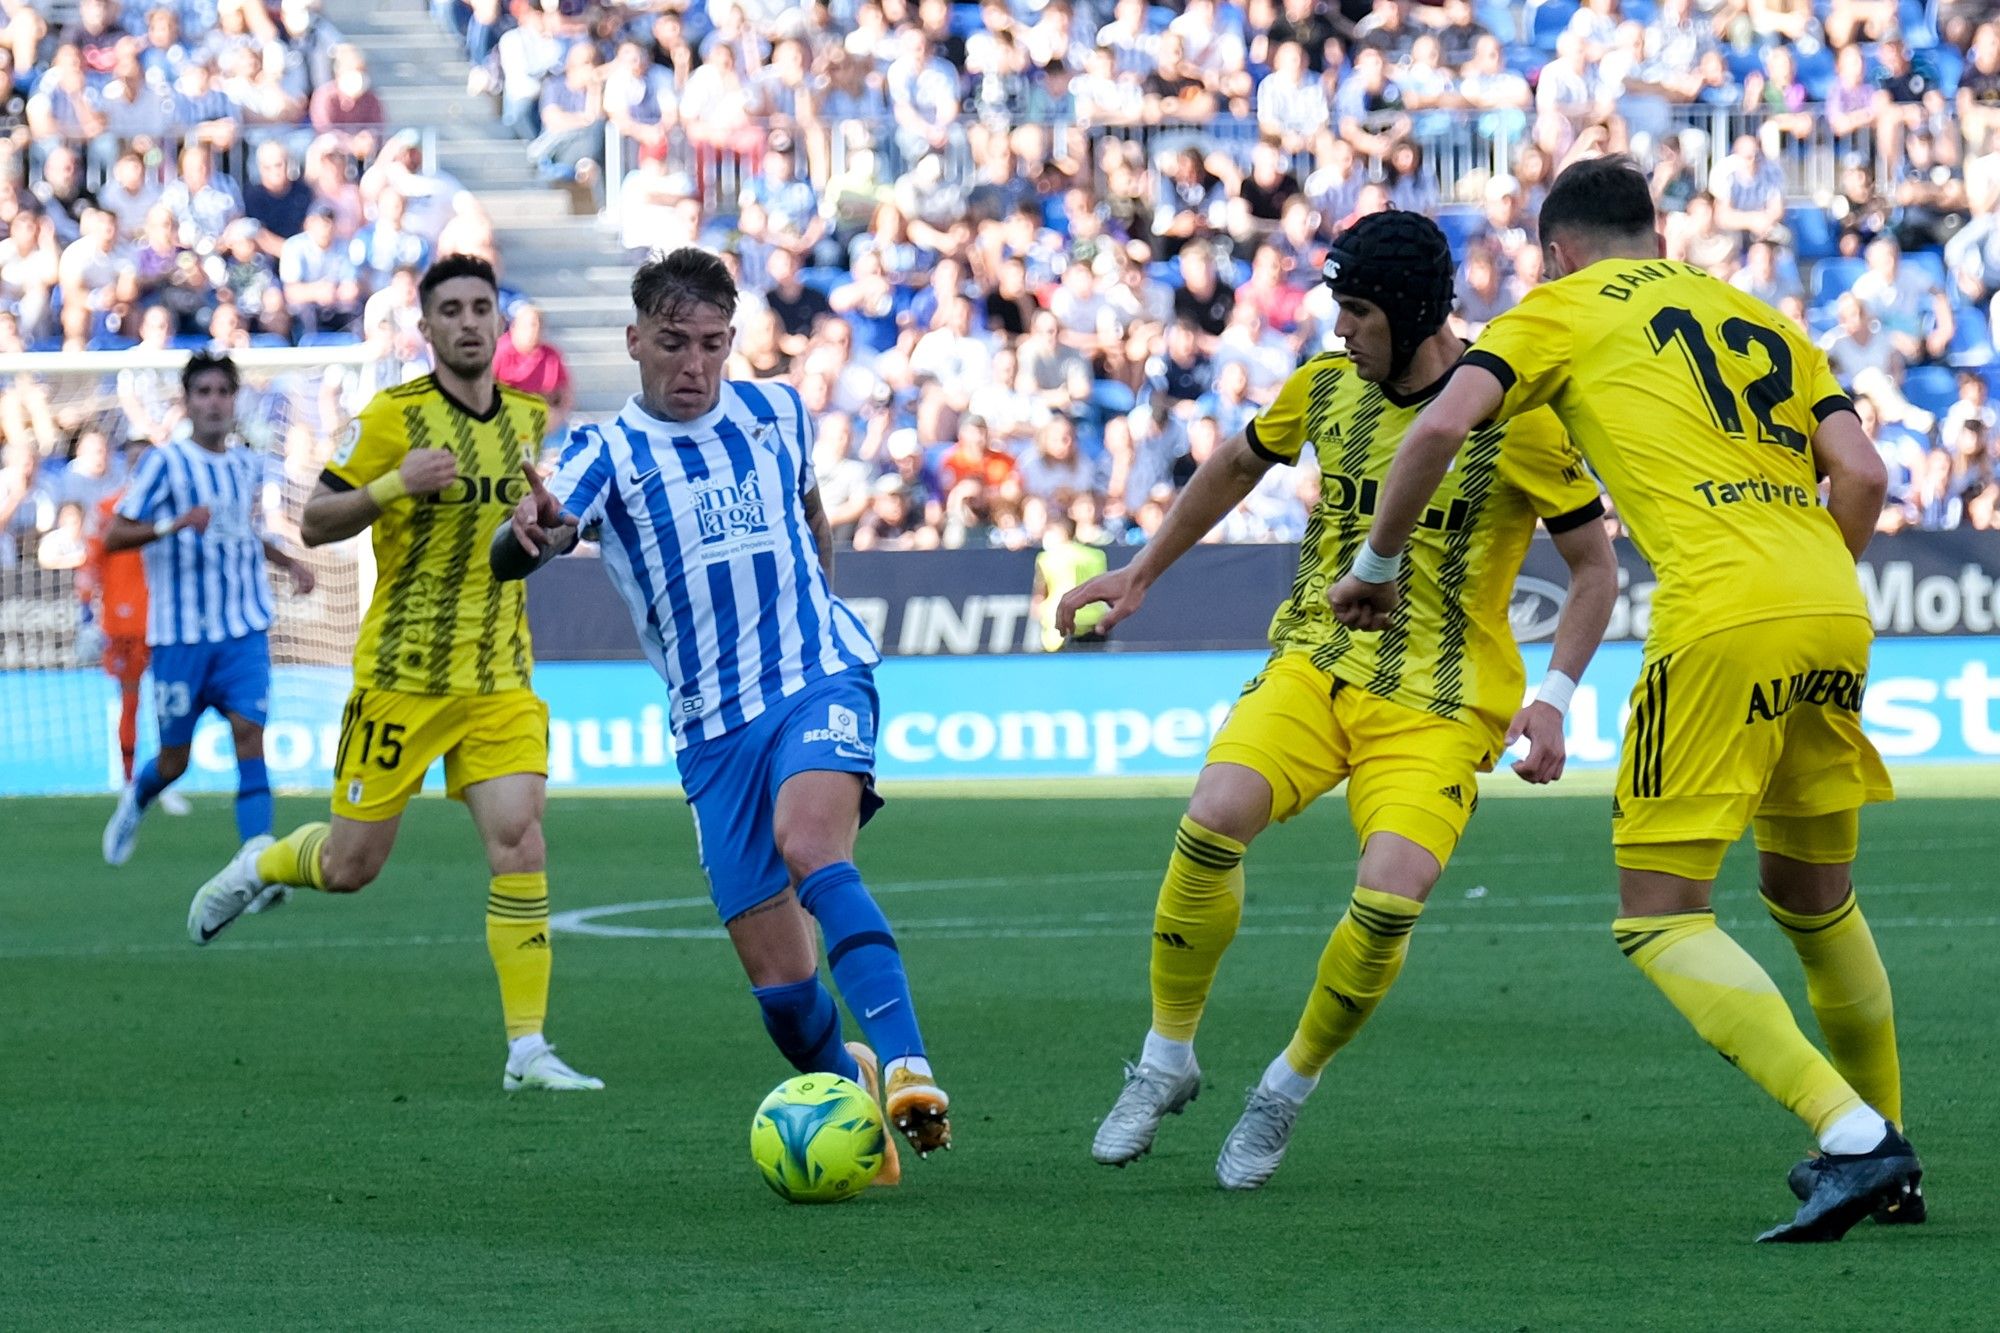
[323, 375, 547, 695]
[1461, 258, 1863, 658]
[1249, 352, 1603, 749]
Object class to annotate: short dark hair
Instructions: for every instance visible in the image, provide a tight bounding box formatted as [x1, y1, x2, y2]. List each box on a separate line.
[180, 350, 239, 396]
[1536, 155, 1658, 245]
[418, 253, 499, 311]
[631, 246, 737, 323]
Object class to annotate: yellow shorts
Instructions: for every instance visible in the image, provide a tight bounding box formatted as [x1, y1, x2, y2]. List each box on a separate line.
[331, 687, 549, 822]
[1614, 614, 1893, 877]
[1206, 651, 1494, 865]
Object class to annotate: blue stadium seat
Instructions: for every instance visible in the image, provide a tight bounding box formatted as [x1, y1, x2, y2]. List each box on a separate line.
[798, 265, 846, 296]
[298, 331, 363, 348]
[169, 334, 210, 351]
[1899, 0, 1939, 47]
[1905, 249, 1948, 295]
[1789, 206, 1840, 261]
[948, 3, 983, 40]
[1529, 0, 1575, 53]
[1621, 0, 1656, 22]
[1932, 44, 1963, 96]
[1981, 364, 2000, 398]
[1147, 4, 1175, 32]
[1902, 364, 1958, 420]
[1810, 257, 1868, 308]
[1796, 44, 1836, 100]
[1947, 317, 1995, 368]
[1726, 48, 1764, 85]
[1434, 208, 1481, 257]
[1090, 379, 1136, 415]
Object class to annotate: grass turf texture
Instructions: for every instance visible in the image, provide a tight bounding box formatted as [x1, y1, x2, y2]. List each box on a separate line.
[8, 790, 1995, 1331]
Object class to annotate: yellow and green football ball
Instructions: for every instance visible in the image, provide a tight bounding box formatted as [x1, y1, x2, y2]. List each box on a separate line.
[750, 1073, 888, 1204]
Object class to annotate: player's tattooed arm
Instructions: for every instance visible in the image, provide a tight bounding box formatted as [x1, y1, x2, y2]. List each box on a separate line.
[803, 485, 835, 579]
[490, 462, 579, 581]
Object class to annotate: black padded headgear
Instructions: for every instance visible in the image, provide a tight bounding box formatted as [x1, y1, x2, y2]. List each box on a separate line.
[1320, 209, 1457, 379]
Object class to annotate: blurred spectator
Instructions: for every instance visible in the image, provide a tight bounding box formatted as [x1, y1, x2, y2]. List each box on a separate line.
[348, 189, 429, 295]
[281, 202, 360, 334]
[1851, 235, 1954, 365]
[496, 5, 561, 140]
[243, 142, 312, 259]
[311, 45, 384, 141]
[161, 145, 243, 254]
[531, 42, 605, 189]
[1732, 239, 1804, 310]
[98, 150, 161, 243]
[494, 304, 572, 438]
[33, 146, 95, 248]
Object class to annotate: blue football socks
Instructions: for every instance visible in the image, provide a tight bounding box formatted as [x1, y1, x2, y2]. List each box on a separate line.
[235, 756, 273, 841]
[752, 974, 861, 1080]
[797, 862, 927, 1064]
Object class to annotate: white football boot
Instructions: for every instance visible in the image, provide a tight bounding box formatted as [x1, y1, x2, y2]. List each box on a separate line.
[186, 835, 275, 944]
[102, 782, 145, 865]
[503, 1037, 605, 1092]
[158, 788, 193, 816]
[1215, 1088, 1303, 1191]
[1092, 1059, 1201, 1165]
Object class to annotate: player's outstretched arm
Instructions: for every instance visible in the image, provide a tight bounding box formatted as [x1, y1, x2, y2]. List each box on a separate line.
[1328, 364, 1504, 631]
[301, 448, 459, 547]
[103, 506, 209, 553]
[1056, 429, 1272, 636]
[490, 462, 579, 581]
[1810, 408, 1890, 562]
[1508, 518, 1618, 785]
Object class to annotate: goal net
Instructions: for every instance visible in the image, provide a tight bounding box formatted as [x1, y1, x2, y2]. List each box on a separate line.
[0, 345, 395, 797]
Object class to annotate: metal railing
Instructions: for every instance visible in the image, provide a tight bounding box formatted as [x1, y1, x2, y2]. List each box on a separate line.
[596, 103, 1869, 230]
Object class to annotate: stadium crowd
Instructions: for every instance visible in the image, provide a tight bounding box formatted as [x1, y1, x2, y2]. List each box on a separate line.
[7, 0, 2000, 576]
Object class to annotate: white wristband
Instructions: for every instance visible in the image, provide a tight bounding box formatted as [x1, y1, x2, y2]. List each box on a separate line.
[1349, 540, 1401, 584]
[153, 517, 175, 539]
[1535, 670, 1577, 717]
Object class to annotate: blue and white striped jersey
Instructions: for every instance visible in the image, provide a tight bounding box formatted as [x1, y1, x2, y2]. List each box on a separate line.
[115, 436, 275, 647]
[548, 382, 880, 747]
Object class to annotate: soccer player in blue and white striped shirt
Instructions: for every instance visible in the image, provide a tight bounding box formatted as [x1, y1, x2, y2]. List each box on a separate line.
[100, 353, 314, 867]
[492, 249, 950, 1171]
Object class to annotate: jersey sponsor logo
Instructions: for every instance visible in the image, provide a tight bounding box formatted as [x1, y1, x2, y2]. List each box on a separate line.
[426, 474, 531, 507]
[1691, 476, 1815, 510]
[692, 470, 780, 562]
[1745, 668, 1866, 724]
[1321, 472, 1472, 534]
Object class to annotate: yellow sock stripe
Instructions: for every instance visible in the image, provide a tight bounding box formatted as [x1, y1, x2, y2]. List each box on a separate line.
[298, 827, 330, 888]
[1612, 909, 1713, 958]
[487, 901, 551, 920]
[1346, 891, 1422, 939]
[1763, 891, 1859, 935]
[1173, 818, 1244, 870]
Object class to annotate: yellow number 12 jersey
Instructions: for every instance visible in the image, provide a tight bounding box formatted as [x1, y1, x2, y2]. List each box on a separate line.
[1249, 352, 1603, 751]
[324, 375, 548, 695]
[1461, 258, 1863, 659]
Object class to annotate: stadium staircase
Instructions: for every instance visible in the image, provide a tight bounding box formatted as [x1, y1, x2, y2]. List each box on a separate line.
[325, 0, 637, 418]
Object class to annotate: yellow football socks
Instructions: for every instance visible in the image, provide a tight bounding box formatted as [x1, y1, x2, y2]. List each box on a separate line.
[1284, 887, 1424, 1079]
[1149, 816, 1247, 1042]
[487, 872, 552, 1039]
[1615, 911, 1862, 1136]
[256, 822, 330, 890]
[1764, 890, 1902, 1128]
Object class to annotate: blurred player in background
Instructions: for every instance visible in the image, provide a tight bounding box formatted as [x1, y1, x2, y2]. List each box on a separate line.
[1331, 157, 1917, 1242]
[494, 247, 950, 1173]
[186, 256, 601, 1095]
[99, 354, 313, 865]
[77, 488, 186, 813]
[1063, 211, 1618, 1190]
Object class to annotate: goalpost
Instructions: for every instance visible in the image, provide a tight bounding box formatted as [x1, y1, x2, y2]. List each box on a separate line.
[0, 344, 393, 798]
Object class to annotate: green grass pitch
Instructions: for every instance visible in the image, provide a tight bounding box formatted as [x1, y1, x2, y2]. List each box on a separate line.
[8, 787, 1996, 1330]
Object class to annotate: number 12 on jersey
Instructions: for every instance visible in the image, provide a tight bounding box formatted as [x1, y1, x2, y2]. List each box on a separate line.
[1647, 306, 1809, 454]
